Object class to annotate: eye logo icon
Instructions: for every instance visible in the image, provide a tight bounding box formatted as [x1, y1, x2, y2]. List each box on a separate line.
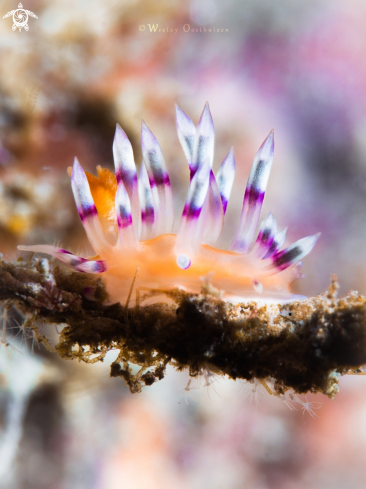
[3, 2, 38, 31]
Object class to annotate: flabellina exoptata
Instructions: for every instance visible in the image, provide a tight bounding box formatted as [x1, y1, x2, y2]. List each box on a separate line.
[18, 103, 320, 305]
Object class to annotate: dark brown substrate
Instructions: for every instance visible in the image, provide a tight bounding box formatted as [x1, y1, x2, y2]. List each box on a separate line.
[1, 256, 365, 396]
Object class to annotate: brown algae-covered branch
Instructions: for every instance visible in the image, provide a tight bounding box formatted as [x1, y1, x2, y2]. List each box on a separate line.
[1, 256, 366, 396]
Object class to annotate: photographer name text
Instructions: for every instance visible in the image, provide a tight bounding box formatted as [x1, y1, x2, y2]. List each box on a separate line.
[139, 24, 229, 33]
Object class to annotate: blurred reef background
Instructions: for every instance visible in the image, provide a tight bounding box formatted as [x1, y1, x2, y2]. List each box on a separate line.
[1, 0, 366, 488]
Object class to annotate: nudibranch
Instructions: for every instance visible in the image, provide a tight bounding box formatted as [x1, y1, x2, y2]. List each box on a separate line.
[18, 103, 319, 305]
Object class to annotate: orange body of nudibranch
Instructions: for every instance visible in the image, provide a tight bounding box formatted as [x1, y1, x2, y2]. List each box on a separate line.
[19, 103, 319, 305]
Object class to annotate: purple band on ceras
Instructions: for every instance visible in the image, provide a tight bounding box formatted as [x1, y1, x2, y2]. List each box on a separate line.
[199, 170, 225, 246]
[115, 179, 137, 249]
[272, 246, 302, 272]
[117, 213, 133, 229]
[228, 186, 265, 253]
[256, 227, 275, 251]
[115, 179, 133, 231]
[182, 204, 202, 220]
[78, 204, 98, 222]
[116, 169, 138, 235]
[253, 212, 277, 258]
[270, 233, 320, 272]
[230, 131, 274, 254]
[113, 124, 140, 243]
[74, 260, 108, 273]
[176, 155, 211, 252]
[262, 228, 287, 260]
[58, 247, 88, 266]
[89, 261, 108, 273]
[115, 169, 138, 188]
[141, 121, 174, 235]
[244, 185, 265, 208]
[58, 248, 73, 255]
[56, 247, 107, 273]
[141, 207, 154, 224]
[71, 157, 112, 255]
[147, 171, 171, 188]
[138, 162, 155, 239]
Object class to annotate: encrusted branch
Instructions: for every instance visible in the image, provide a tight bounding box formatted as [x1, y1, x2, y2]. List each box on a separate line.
[1, 256, 366, 396]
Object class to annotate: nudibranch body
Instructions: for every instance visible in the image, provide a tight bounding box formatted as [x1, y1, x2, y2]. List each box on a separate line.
[19, 103, 319, 305]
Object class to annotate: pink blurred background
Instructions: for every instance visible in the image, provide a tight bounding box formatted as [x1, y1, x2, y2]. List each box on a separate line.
[1, 0, 366, 487]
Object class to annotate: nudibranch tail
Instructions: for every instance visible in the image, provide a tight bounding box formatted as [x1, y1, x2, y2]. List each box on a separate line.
[230, 130, 274, 254]
[18, 103, 320, 304]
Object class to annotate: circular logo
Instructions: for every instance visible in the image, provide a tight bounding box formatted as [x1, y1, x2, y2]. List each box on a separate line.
[13, 8, 28, 28]
[3, 3, 38, 32]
